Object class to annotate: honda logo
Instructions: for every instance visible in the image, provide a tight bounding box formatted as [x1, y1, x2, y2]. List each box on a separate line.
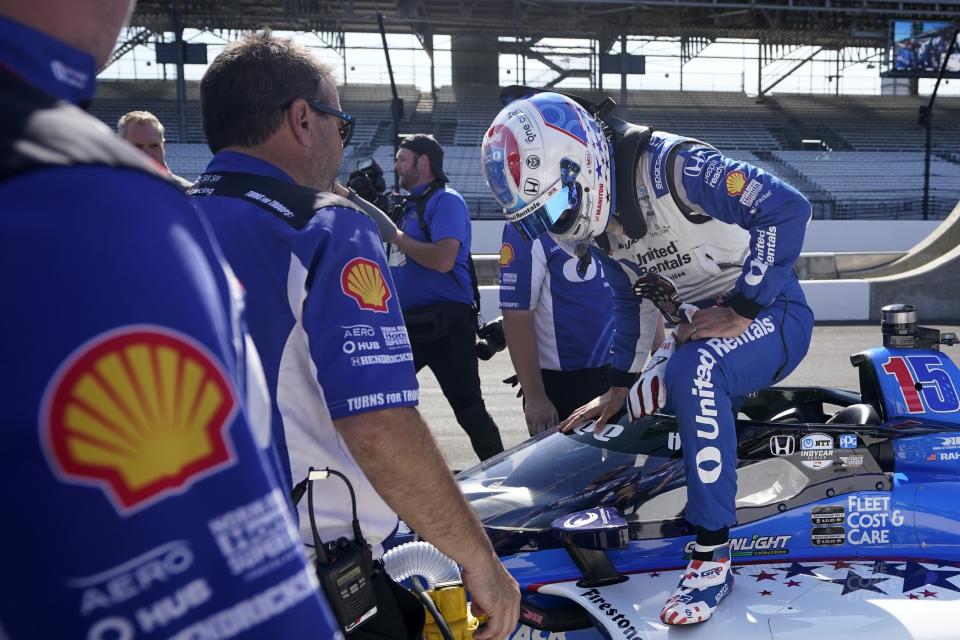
[668, 432, 682, 451]
[683, 155, 706, 177]
[770, 435, 795, 456]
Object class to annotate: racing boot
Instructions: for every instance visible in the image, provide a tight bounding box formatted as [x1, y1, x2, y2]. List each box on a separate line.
[660, 542, 733, 625]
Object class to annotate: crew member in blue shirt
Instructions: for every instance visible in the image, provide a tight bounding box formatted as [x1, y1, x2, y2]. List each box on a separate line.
[0, 3, 341, 638]
[388, 134, 504, 461]
[499, 223, 615, 433]
[191, 32, 519, 640]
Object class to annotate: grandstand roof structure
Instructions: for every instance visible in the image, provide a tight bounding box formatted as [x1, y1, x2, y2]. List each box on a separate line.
[131, 0, 960, 47]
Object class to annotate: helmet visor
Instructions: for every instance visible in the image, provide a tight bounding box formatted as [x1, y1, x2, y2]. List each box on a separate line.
[506, 182, 583, 241]
[504, 158, 583, 241]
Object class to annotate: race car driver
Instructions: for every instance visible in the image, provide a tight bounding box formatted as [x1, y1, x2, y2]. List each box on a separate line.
[481, 89, 814, 625]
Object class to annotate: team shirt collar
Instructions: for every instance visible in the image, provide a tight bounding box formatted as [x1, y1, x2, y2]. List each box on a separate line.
[207, 151, 299, 184]
[0, 14, 97, 105]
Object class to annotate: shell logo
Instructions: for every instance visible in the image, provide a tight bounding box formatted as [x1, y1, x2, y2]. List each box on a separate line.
[500, 243, 515, 268]
[725, 170, 747, 197]
[341, 257, 392, 312]
[42, 327, 237, 513]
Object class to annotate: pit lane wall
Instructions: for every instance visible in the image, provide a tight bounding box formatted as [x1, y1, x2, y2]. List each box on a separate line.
[473, 210, 960, 323]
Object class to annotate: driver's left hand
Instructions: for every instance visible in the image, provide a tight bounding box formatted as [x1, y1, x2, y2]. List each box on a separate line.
[676, 306, 752, 343]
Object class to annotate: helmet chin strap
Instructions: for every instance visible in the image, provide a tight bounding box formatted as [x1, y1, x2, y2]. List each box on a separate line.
[574, 232, 613, 278]
[575, 241, 592, 278]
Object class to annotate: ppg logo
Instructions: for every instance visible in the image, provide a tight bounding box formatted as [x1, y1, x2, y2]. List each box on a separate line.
[839, 434, 858, 449]
[770, 435, 795, 456]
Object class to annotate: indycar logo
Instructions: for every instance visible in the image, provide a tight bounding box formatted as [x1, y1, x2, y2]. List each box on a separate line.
[770, 435, 795, 456]
[341, 257, 392, 313]
[800, 433, 835, 471]
[42, 327, 237, 513]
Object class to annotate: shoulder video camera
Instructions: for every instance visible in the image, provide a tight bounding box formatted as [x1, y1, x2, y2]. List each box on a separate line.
[476, 316, 507, 361]
[347, 158, 391, 213]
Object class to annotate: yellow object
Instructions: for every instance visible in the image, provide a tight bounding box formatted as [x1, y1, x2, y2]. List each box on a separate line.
[421, 582, 483, 640]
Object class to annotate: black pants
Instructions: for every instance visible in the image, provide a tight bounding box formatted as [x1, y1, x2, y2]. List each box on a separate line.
[405, 303, 503, 461]
[540, 365, 612, 422]
[347, 571, 425, 640]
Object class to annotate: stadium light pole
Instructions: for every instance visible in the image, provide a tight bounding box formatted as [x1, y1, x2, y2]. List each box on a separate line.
[619, 32, 628, 119]
[920, 26, 959, 221]
[171, 8, 188, 144]
[377, 13, 404, 193]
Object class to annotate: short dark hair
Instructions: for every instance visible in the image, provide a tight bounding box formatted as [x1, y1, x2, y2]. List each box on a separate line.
[200, 30, 334, 153]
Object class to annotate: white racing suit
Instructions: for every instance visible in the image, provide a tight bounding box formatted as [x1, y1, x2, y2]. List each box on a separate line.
[600, 132, 815, 531]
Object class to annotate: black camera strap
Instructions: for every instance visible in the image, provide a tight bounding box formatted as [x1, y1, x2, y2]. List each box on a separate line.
[187, 171, 369, 231]
[406, 182, 482, 325]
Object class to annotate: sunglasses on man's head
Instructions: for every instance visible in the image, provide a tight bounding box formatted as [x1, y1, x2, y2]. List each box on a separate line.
[288, 98, 355, 146]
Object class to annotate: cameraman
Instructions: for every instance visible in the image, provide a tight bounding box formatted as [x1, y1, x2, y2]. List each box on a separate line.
[387, 134, 504, 461]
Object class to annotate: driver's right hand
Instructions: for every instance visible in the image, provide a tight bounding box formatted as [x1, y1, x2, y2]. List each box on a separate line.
[559, 387, 628, 433]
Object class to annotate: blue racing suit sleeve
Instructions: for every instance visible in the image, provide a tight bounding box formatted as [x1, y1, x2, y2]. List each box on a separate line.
[672, 145, 812, 319]
[299, 206, 420, 420]
[499, 222, 535, 310]
[598, 251, 659, 384]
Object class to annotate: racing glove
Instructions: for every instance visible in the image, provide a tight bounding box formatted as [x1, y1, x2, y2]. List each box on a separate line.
[626, 304, 697, 421]
[627, 331, 677, 420]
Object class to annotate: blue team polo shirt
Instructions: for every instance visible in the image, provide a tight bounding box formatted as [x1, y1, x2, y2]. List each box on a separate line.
[0, 16, 342, 638]
[389, 184, 474, 312]
[499, 223, 613, 371]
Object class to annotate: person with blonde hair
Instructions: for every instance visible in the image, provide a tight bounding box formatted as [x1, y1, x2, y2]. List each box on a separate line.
[118, 109, 192, 188]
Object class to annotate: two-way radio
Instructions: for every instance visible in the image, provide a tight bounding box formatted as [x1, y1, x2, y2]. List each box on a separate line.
[292, 467, 378, 633]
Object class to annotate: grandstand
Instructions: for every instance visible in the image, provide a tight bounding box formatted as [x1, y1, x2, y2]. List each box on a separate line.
[95, 79, 960, 220]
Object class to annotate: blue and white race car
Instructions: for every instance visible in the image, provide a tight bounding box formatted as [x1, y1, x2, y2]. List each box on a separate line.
[403, 304, 960, 640]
